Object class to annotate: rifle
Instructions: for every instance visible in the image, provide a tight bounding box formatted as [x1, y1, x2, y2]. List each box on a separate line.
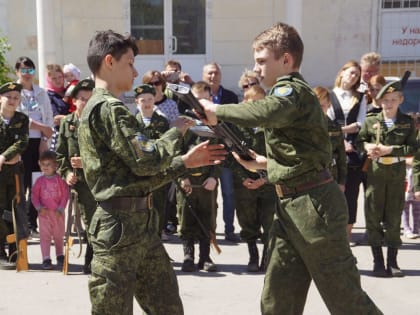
[167, 83, 255, 161]
[362, 70, 411, 172]
[63, 188, 83, 275]
[177, 183, 221, 255]
[5, 162, 29, 271]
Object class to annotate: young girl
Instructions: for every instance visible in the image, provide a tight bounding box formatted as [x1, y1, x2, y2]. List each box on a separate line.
[31, 150, 69, 270]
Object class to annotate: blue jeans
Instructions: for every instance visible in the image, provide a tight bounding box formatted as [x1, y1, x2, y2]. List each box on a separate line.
[220, 167, 235, 234]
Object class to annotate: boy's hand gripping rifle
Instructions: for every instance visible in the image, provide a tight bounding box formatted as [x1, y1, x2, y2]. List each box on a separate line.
[167, 83, 256, 162]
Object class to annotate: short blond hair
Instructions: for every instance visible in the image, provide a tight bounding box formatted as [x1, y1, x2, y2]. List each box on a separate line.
[238, 69, 260, 89]
[360, 52, 381, 67]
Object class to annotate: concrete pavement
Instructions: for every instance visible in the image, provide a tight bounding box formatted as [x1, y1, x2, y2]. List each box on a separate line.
[1, 190, 420, 315]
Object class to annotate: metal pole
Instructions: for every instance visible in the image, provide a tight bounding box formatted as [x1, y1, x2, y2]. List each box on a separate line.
[36, 0, 56, 88]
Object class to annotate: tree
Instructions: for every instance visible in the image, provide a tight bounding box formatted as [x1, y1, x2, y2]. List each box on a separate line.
[0, 34, 13, 85]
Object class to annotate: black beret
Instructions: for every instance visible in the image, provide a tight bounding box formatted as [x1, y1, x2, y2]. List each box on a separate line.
[0, 82, 22, 94]
[376, 80, 402, 99]
[70, 79, 95, 98]
[134, 84, 156, 97]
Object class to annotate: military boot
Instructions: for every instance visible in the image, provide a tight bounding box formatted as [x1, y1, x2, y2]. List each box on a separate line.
[198, 239, 217, 272]
[387, 247, 404, 277]
[247, 241, 259, 272]
[181, 239, 195, 272]
[260, 244, 268, 272]
[371, 246, 387, 277]
[0, 244, 15, 270]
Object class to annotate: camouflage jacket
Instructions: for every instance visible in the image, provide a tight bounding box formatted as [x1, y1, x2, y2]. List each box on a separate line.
[0, 111, 29, 161]
[216, 72, 331, 186]
[327, 117, 347, 185]
[357, 110, 417, 157]
[135, 110, 170, 140]
[56, 112, 85, 182]
[78, 88, 187, 201]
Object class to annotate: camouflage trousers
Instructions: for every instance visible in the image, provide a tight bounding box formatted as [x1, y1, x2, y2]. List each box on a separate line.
[365, 161, 406, 248]
[233, 183, 275, 244]
[88, 202, 183, 315]
[261, 181, 382, 315]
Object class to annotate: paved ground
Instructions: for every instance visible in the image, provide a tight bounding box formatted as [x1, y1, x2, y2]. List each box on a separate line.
[1, 189, 420, 315]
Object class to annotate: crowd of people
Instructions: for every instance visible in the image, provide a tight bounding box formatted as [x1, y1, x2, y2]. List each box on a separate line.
[0, 21, 419, 314]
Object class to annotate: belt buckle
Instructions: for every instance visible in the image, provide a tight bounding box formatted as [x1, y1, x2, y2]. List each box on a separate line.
[381, 157, 394, 165]
[275, 184, 284, 198]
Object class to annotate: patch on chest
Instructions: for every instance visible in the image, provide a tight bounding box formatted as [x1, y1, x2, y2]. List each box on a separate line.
[273, 86, 293, 97]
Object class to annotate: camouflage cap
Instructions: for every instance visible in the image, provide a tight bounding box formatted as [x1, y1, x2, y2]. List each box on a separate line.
[376, 80, 402, 99]
[134, 84, 156, 97]
[70, 79, 95, 98]
[0, 82, 23, 94]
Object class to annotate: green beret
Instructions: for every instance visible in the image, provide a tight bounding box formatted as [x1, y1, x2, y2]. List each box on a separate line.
[0, 82, 22, 94]
[134, 84, 156, 97]
[70, 79, 95, 98]
[376, 80, 402, 99]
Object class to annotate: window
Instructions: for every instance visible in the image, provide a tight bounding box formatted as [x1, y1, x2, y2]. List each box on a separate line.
[382, 0, 420, 8]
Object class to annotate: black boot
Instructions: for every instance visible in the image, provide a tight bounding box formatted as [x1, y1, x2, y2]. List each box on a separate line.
[198, 239, 217, 272]
[260, 244, 268, 272]
[247, 241, 259, 272]
[387, 247, 404, 277]
[371, 246, 387, 277]
[181, 239, 195, 272]
[83, 242, 93, 274]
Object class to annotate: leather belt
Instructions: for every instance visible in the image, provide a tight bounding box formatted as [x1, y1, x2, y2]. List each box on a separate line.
[375, 157, 405, 165]
[98, 195, 152, 212]
[275, 169, 333, 198]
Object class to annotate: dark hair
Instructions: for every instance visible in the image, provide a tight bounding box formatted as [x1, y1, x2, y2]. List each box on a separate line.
[87, 30, 138, 75]
[165, 59, 182, 71]
[39, 150, 57, 162]
[15, 56, 36, 71]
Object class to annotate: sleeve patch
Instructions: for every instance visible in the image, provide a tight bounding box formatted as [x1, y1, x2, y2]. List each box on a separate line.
[136, 134, 155, 153]
[274, 86, 293, 97]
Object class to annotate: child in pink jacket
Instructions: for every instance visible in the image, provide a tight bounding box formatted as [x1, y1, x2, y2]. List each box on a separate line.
[31, 150, 69, 270]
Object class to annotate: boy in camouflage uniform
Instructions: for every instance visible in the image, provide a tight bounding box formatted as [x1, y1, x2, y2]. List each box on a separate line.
[231, 85, 275, 272]
[78, 30, 226, 315]
[56, 78, 95, 274]
[0, 82, 29, 267]
[200, 22, 382, 315]
[357, 80, 417, 277]
[177, 81, 220, 272]
[134, 84, 170, 239]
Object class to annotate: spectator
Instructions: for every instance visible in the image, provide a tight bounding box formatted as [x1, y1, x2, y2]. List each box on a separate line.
[231, 84, 275, 272]
[366, 74, 387, 115]
[177, 81, 220, 272]
[56, 79, 95, 274]
[401, 114, 420, 239]
[31, 150, 69, 270]
[0, 82, 28, 267]
[314, 86, 347, 191]
[357, 80, 417, 277]
[45, 64, 70, 127]
[63, 63, 81, 113]
[359, 52, 382, 93]
[161, 59, 194, 86]
[202, 62, 240, 242]
[238, 69, 260, 91]
[327, 60, 364, 244]
[142, 70, 179, 124]
[15, 56, 54, 237]
[133, 83, 171, 241]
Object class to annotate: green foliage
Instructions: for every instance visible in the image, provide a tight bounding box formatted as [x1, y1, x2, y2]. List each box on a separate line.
[0, 34, 14, 85]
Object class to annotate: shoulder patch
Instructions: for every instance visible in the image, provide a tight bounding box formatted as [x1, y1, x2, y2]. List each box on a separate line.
[274, 86, 293, 97]
[136, 134, 155, 152]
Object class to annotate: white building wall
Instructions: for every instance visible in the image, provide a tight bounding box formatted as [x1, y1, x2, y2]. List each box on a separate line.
[1, 0, 379, 90]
